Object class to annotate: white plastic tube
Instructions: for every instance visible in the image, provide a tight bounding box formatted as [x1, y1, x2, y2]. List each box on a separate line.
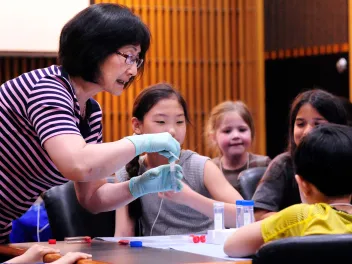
[169, 152, 179, 192]
[170, 161, 176, 191]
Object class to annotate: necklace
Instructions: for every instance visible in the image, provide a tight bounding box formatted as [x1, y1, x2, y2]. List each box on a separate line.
[219, 152, 249, 173]
[330, 203, 352, 207]
[330, 203, 352, 214]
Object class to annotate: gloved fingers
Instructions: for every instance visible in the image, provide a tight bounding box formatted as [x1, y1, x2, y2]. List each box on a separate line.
[163, 133, 181, 157]
[158, 150, 179, 163]
[163, 164, 183, 180]
[141, 164, 172, 180]
[175, 179, 183, 192]
[174, 168, 183, 180]
[143, 167, 161, 178]
[157, 164, 182, 172]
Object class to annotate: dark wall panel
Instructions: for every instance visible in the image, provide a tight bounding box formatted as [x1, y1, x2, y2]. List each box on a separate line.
[265, 0, 348, 51]
[265, 53, 349, 158]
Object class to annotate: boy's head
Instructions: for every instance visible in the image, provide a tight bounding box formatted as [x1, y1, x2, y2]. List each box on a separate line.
[294, 123, 352, 203]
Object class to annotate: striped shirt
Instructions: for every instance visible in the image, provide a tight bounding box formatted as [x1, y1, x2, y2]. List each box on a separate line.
[0, 65, 102, 243]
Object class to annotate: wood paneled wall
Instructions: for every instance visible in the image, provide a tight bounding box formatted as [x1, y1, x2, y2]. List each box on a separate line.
[94, 0, 266, 157]
[0, 57, 57, 84]
[0, 0, 266, 158]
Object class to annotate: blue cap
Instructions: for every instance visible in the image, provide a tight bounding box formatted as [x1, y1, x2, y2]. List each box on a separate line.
[242, 200, 254, 206]
[130, 241, 143, 247]
[235, 200, 243, 205]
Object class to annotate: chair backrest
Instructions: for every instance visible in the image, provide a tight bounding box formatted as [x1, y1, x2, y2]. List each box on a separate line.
[42, 181, 115, 240]
[238, 167, 267, 200]
[253, 234, 352, 264]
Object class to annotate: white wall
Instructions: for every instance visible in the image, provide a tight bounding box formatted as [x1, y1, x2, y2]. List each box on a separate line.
[0, 0, 90, 54]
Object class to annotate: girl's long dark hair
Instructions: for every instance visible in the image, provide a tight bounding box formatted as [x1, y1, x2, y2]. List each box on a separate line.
[287, 89, 348, 157]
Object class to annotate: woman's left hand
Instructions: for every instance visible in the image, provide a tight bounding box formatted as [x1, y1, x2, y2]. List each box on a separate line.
[158, 182, 194, 204]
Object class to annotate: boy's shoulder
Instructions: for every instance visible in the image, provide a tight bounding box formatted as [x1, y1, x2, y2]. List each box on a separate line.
[261, 203, 327, 243]
[276, 203, 330, 218]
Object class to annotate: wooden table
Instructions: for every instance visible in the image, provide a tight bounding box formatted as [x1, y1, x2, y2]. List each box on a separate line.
[2, 241, 252, 264]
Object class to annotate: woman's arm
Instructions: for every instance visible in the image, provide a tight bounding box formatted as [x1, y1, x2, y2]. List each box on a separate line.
[114, 206, 135, 237]
[160, 160, 243, 227]
[44, 132, 179, 182]
[44, 134, 136, 182]
[74, 180, 135, 213]
[74, 163, 183, 213]
[224, 220, 264, 257]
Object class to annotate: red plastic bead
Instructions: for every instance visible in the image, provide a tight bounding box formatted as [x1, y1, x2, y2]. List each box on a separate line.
[48, 239, 56, 244]
[192, 236, 200, 243]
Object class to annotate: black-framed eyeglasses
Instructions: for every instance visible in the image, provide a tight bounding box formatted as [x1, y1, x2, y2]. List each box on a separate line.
[116, 51, 144, 69]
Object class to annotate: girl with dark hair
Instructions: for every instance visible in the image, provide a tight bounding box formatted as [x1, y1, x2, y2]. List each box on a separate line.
[115, 83, 243, 236]
[253, 89, 348, 221]
[0, 4, 180, 243]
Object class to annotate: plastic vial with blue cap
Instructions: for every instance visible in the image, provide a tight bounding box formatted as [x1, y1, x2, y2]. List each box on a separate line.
[213, 202, 225, 230]
[236, 200, 254, 228]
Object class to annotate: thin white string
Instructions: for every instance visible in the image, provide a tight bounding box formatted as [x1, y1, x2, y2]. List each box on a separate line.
[150, 198, 164, 236]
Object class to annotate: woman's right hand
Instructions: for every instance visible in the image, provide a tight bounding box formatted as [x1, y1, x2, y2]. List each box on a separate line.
[125, 132, 180, 162]
[128, 164, 183, 198]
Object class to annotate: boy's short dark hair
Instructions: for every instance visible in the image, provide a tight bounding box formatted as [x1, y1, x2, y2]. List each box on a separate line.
[294, 123, 352, 197]
[59, 3, 150, 86]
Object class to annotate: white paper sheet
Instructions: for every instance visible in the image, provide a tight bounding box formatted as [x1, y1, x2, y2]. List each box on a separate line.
[97, 235, 196, 249]
[96, 236, 250, 261]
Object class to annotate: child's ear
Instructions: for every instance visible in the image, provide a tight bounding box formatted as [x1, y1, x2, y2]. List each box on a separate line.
[131, 117, 143, 135]
[295, 174, 311, 197]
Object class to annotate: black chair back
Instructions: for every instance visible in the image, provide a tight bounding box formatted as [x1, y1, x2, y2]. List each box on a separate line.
[253, 234, 352, 264]
[238, 167, 267, 200]
[42, 181, 115, 240]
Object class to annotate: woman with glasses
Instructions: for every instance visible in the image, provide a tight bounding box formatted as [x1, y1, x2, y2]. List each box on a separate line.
[0, 3, 181, 243]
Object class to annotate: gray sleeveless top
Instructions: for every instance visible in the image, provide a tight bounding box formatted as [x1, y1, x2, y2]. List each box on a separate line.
[116, 150, 214, 236]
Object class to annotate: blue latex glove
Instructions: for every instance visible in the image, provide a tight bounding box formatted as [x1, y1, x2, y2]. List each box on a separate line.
[129, 164, 183, 198]
[125, 132, 180, 162]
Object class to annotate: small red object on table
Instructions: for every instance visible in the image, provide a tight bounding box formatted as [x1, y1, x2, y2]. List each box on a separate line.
[48, 239, 56, 244]
[118, 240, 130, 245]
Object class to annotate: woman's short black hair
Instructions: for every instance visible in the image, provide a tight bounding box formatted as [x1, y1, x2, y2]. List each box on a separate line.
[59, 3, 151, 86]
[294, 123, 352, 197]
